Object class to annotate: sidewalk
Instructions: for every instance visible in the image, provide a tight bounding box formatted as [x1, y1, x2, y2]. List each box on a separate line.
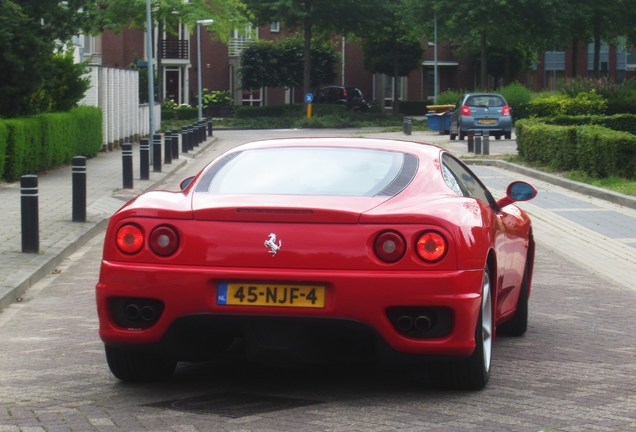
[0, 136, 216, 311]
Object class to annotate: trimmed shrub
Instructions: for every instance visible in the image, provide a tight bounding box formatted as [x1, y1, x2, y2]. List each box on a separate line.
[528, 92, 607, 117]
[499, 82, 533, 121]
[70, 106, 102, 157]
[435, 90, 461, 106]
[233, 104, 304, 119]
[3, 117, 43, 181]
[0, 122, 7, 179]
[576, 125, 636, 179]
[515, 119, 577, 169]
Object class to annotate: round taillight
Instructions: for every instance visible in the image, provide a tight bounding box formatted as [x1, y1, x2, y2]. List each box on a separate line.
[149, 226, 179, 257]
[416, 231, 447, 262]
[116, 224, 144, 254]
[374, 231, 406, 263]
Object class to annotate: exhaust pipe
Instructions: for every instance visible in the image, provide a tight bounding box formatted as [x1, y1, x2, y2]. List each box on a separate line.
[124, 303, 140, 320]
[396, 315, 413, 332]
[140, 305, 156, 322]
[414, 315, 432, 332]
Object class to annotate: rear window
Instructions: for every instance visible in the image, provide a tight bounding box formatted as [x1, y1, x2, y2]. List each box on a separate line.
[196, 147, 417, 197]
[466, 95, 505, 107]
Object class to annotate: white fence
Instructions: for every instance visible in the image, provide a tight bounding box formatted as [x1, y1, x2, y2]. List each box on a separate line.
[80, 66, 161, 150]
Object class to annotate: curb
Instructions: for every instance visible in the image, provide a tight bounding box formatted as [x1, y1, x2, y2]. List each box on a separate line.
[467, 159, 636, 210]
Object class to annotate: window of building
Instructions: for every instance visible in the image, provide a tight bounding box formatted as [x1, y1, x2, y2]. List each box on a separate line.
[383, 76, 405, 110]
[229, 25, 255, 57]
[271, 22, 280, 33]
[242, 88, 263, 106]
[587, 42, 609, 75]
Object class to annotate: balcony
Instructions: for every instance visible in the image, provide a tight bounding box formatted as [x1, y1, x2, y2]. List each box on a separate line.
[161, 40, 189, 60]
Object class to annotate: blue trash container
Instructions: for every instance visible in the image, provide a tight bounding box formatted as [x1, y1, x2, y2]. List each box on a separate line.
[426, 112, 451, 135]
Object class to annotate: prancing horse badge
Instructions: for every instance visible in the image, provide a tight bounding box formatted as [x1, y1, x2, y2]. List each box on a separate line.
[264, 233, 282, 256]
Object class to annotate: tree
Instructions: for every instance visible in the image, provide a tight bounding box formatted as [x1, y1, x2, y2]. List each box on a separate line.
[242, 0, 379, 96]
[409, 0, 561, 89]
[89, 0, 248, 101]
[0, 0, 94, 117]
[239, 37, 337, 94]
[359, 0, 423, 113]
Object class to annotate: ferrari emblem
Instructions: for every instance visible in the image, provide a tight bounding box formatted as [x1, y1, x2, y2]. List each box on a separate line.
[264, 233, 282, 256]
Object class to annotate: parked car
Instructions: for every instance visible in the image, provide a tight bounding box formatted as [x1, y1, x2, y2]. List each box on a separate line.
[96, 137, 537, 389]
[449, 93, 513, 140]
[315, 86, 369, 111]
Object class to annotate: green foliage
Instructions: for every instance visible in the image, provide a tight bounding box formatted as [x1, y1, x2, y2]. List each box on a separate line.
[499, 83, 532, 120]
[528, 92, 607, 117]
[202, 90, 232, 108]
[559, 76, 618, 98]
[1, 107, 102, 181]
[240, 38, 338, 90]
[161, 102, 198, 120]
[436, 90, 462, 106]
[0, 122, 7, 179]
[515, 119, 636, 179]
[576, 125, 636, 179]
[606, 84, 636, 115]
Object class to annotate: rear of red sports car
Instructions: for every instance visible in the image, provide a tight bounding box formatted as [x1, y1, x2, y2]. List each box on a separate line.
[96, 138, 535, 389]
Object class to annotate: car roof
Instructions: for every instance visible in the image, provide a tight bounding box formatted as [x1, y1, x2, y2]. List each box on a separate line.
[227, 137, 445, 159]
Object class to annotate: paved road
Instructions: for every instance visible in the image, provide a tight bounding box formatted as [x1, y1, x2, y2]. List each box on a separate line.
[0, 129, 635, 431]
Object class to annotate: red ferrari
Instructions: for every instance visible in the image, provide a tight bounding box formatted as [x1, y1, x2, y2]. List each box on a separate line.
[96, 137, 537, 389]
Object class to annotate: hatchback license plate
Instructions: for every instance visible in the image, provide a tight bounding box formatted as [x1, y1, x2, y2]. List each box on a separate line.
[479, 118, 497, 124]
[217, 282, 325, 308]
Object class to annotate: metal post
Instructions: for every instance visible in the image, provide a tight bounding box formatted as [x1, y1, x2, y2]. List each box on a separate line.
[140, 138, 150, 180]
[181, 127, 188, 153]
[164, 132, 172, 165]
[193, 124, 200, 147]
[403, 117, 412, 135]
[20, 175, 39, 253]
[187, 127, 194, 151]
[145, 0, 155, 140]
[171, 129, 179, 160]
[72, 156, 87, 222]
[482, 131, 490, 155]
[122, 141, 134, 189]
[475, 134, 482, 154]
[207, 117, 213, 137]
[467, 133, 474, 153]
[153, 134, 162, 172]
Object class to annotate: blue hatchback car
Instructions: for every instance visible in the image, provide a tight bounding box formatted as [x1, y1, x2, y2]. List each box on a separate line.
[449, 93, 512, 140]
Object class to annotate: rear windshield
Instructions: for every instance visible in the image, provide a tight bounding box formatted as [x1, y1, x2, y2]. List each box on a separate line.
[196, 147, 417, 197]
[466, 95, 505, 107]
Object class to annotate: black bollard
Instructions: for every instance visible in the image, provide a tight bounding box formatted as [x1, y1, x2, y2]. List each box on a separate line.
[482, 131, 490, 155]
[122, 141, 133, 189]
[187, 127, 194, 151]
[72, 156, 87, 222]
[140, 138, 150, 180]
[207, 118, 213, 137]
[475, 134, 482, 154]
[153, 134, 162, 173]
[403, 117, 412, 135]
[467, 134, 474, 153]
[164, 133, 172, 165]
[20, 175, 39, 253]
[171, 129, 179, 160]
[192, 124, 200, 147]
[181, 127, 189, 153]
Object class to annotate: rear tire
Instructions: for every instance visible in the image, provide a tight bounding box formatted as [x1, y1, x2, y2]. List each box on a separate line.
[105, 346, 177, 382]
[498, 252, 531, 337]
[429, 267, 492, 390]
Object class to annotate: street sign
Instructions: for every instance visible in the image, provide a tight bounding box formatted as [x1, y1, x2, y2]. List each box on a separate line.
[304, 93, 314, 103]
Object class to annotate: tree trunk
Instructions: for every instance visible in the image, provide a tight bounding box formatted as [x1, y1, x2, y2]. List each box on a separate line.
[480, 31, 488, 89]
[504, 51, 512, 85]
[571, 39, 578, 77]
[593, 10, 601, 77]
[302, 3, 312, 97]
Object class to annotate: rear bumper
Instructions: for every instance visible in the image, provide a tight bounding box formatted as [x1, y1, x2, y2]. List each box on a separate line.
[97, 261, 484, 359]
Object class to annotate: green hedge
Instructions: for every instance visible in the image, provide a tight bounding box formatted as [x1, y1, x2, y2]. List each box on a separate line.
[161, 106, 198, 120]
[528, 92, 607, 117]
[516, 119, 636, 178]
[537, 113, 636, 136]
[0, 123, 7, 180]
[0, 106, 102, 182]
[576, 125, 636, 178]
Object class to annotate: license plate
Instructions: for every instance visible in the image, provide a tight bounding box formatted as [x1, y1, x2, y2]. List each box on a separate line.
[217, 282, 325, 308]
[479, 118, 496, 124]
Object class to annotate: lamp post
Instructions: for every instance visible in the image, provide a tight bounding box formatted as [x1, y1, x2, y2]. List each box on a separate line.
[197, 19, 214, 121]
[145, 0, 155, 137]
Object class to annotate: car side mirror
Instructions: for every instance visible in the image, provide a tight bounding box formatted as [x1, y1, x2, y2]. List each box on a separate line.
[180, 176, 195, 191]
[495, 181, 537, 209]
